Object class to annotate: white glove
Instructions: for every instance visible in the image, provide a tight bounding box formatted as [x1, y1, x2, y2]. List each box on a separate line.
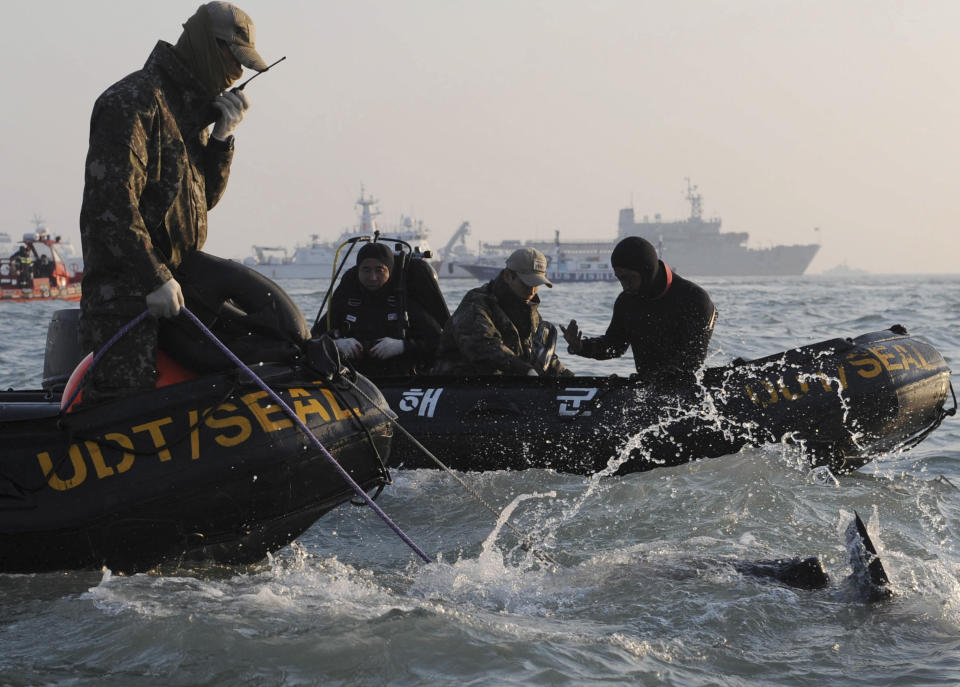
[334, 337, 363, 359]
[145, 278, 184, 318]
[369, 337, 405, 359]
[526, 368, 540, 377]
[211, 89, 250, 141]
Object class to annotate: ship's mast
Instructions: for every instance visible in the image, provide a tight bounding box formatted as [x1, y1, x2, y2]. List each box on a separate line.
[684, 178, 703, 221]
[356, 185, 381, 233]
[31, 214, 48, 236]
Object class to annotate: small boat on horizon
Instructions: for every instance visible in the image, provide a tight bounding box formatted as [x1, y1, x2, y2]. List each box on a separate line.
[1, 220, 83, 303]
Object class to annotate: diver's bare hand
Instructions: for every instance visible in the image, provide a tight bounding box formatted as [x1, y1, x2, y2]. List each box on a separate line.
[560, 319, 583, 354]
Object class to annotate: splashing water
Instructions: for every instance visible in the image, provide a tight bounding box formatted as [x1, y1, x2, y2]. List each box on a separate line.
[2, 275, 959, 685]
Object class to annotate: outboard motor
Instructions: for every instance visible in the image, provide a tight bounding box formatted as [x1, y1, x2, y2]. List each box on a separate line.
[42, 309, 84, 393]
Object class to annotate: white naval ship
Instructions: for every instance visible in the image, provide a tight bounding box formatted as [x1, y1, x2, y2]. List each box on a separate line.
[456, 230, 617, 283]
[244, 189, 434, 280]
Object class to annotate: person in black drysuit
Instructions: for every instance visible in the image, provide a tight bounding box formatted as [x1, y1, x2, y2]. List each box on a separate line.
[314, 242, 445, 377]
[562, 236, 716, 384]
[12, 246, 33, 287]
[36, 255, 54, 279]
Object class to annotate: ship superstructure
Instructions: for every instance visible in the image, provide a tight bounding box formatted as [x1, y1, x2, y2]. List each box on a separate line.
[245, 188, 434, 280]
[449, 181, 819, 279]
[616, 181, 819, 276]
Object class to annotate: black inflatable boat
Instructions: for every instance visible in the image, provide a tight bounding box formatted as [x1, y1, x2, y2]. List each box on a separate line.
[0, 356, 393, 574]
[375, 326, 954, 475]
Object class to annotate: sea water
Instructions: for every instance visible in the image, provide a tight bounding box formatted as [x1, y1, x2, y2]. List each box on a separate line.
[0, 274, 958, 686]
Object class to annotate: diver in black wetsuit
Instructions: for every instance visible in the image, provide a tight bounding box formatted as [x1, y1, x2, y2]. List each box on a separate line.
[12, 246, 34, 287]
[562, 236, 716, 384]
[314, 242, 445, 377]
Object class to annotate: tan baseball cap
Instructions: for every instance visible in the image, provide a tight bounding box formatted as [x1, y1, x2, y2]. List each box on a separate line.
[205, 2, 269, 71]
[505, 247, 552, 288]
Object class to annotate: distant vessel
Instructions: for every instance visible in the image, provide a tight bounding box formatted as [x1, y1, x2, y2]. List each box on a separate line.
[244, 188, 434, 280]
[615, 181, 820, 276]
[451, 181, 820, 279]
[29, 216, 83, 278]
[433, 221, 477, 278]
[1, 224, 83, 302]
[3, 217, 83, 278]
[458, 231, 617, 283]
[821, 262, 869, 277]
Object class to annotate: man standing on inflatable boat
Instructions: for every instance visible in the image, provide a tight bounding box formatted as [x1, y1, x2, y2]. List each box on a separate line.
[562, 236, 717, 384]
[432, 247, 572, 377]
[78, 3, 269, 400]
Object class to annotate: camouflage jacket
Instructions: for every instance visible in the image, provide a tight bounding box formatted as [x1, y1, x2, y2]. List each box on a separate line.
[79, 41, 234, 312]
[431, 274, 569, 376]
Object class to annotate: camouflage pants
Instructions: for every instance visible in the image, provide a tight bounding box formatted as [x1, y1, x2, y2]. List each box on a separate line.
[78, 303, 158, 402]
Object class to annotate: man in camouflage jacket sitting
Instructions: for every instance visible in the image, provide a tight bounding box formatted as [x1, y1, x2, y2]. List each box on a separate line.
[431, 248, 572, 377]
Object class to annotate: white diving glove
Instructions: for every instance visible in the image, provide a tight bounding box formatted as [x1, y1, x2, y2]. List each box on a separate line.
[334, 337, 363, 360]
[526, 368, 540, 377]
[369, 337, 405, 359]
[145, 278, 184, 319]
[211, 89, 250, 141]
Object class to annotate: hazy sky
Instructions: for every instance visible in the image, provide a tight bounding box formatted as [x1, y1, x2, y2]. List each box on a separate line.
[2, 0, 957, 274]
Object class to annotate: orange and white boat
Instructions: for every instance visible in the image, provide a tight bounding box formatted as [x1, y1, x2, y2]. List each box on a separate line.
[1, 229, 82, 302]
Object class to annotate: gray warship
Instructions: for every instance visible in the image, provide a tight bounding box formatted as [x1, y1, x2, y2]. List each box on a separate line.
[617, 181, 820, 276]
[447, 181, 820, 278]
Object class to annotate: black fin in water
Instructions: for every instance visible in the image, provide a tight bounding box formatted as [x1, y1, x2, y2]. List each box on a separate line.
[845, 511, 892, 602]
[732, 557, 830, 590]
